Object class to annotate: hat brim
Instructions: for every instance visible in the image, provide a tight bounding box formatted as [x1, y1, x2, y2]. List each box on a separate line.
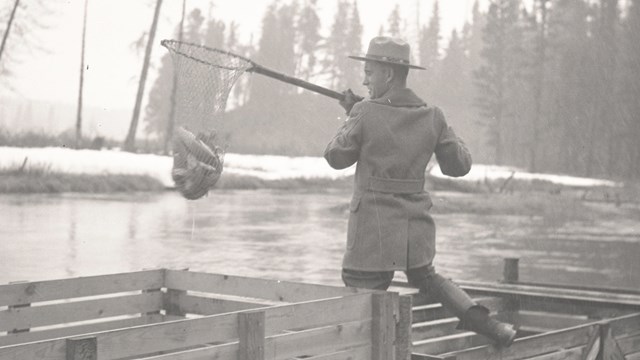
[348, 55, 426, 70]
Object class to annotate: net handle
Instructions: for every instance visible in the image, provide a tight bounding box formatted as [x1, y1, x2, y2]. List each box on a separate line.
[161, 40, 346, 101]
[249, 64, 345, 101]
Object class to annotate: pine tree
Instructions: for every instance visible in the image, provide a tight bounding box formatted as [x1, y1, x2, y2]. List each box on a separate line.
[296, 0, 322, 81]
[387, 4, 402, 37]
[415, 1, 441, 102]
[324, 0, 350, 90]
[620, 0, 640, 178]
[473, 0, 523, 165]
[345, 0, 363, 91]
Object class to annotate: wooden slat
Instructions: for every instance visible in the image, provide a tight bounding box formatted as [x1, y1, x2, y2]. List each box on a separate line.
[0, 293, 372, 360]
[372, 293, 395, 360]
[133, 321, 372, 360]
[166, 292, 266, 316]
[616, 331, 640, 355]
[65, 336, 97, 360]
[608, 312, 640, 337]
[499, 311, 591, 333]
[0, 270, 164, 307]
[238, 311, 264, 360]
[0, 314, 164, 347]
[412, 332, 490, 355]
[515, 347, 585, 360]
[412, 297, 505, 323]
[439, 323, 598, 360]
[164, 269, 362, 303]
[396, 295, 413, 360]
[412, 318, 460, 341]
[0, 292, 163, 332]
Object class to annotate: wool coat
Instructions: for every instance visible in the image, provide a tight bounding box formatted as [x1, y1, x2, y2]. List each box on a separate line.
[324, 87, 472, 271]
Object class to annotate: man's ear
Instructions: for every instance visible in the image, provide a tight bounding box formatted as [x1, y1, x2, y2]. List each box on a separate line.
[385, 66, 395, 84]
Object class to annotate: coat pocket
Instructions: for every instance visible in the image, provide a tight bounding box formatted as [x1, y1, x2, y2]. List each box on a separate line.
[347, 195, 361, 249]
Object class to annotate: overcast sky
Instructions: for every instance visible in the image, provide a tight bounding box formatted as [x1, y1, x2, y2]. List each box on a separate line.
[6, 0, 483, 110]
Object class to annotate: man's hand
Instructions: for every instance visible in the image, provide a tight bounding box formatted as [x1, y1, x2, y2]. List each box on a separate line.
[339, 89, 363, 116]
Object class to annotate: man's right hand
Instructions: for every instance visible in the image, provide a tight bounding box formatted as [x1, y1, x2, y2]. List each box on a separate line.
[339, 89, 363, 116]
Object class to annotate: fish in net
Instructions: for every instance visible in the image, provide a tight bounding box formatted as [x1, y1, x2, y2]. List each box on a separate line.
[162, 40, 253, 200]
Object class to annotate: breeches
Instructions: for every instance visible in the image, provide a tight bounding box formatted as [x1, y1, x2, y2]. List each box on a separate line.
[342, 265, 476, 318]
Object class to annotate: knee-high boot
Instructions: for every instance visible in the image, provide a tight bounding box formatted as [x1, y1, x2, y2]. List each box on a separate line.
[429, 275, 516, 347]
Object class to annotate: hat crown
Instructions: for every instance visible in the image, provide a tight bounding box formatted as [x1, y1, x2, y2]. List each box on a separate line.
[365, 36, 411, 65]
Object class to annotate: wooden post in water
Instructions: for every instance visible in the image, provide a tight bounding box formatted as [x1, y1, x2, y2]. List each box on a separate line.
[503, 258, 520, 283]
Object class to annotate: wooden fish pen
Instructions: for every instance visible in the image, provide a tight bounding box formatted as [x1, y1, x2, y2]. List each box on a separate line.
[394, 258, 640, 360]
[0, 269, 410, 360]
[1, 260, 639, 360]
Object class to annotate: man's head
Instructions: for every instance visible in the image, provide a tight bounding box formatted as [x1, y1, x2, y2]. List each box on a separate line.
[349, 36, 424, 99]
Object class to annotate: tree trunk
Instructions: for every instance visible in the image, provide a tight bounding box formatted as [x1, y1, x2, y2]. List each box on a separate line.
[0, 0, 20, 65]
[164, 0, 186, 155]
[123, 0, 163, 152]
[75, 0, 89, 149]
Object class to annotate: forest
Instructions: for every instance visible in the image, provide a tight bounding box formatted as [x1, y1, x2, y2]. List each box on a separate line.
[3, 0, 640, 181]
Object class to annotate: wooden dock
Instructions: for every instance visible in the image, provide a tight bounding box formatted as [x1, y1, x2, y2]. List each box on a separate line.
[0, 260, 638, 359]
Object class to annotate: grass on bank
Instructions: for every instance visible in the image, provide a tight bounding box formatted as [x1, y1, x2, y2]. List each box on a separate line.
[0, 167, 165, 193]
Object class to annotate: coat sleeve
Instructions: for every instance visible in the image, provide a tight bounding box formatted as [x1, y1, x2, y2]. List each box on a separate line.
[433, 107, 472, 177]
[324, 103, 364, 170]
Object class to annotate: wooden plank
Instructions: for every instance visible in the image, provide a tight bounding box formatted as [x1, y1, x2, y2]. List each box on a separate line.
[135, 321, 372, 360]
[412, 332, 490, 356]
[412, 318, 460, 341]
[615, 331, 640, 356]
[396, 295, 413, 360]
[516, 347, 585, 360]
[413, 297, 504, 323]
[0, 293, 372, 360]
[608, 312, 640, 337]
[499, 311, 591, 333]
[164, 269, 363, 303]
[439, 323, 598, 360]
[0, 269, 164, 307]
[458, 281, 640, 307]
[238, 311, 264, 360]
[0, 292, 163, 332]
[0, 314, 164, 347]
[166, 292, 266, 316]
[371, 292, 395, 360]
[65, 336, 97, 360]
[410, 355, 457, 360]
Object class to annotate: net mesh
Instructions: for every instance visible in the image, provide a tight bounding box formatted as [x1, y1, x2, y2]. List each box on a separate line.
[162, 40, 253, 199]
[162, 40, 253, 134]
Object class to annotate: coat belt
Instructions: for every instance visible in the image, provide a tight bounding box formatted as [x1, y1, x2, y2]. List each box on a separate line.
[367, 176, 425, 194]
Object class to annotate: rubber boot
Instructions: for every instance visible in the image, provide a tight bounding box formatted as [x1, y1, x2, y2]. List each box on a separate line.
[458, 305, 517, 347]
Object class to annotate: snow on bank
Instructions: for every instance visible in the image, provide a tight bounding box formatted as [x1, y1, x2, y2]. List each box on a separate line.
[430, 164, 620, 188]
[0, 147, 619, 188]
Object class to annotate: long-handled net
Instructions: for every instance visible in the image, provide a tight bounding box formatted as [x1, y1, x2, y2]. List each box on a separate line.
[161, 39, 344, 199]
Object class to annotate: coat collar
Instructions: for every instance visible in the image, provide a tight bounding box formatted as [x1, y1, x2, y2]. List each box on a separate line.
[369, 87, 426, 108]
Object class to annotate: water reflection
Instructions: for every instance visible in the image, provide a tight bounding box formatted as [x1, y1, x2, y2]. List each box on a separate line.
[0, 191, 638, 290]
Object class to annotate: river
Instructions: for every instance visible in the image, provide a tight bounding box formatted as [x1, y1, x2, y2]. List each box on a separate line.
[1, 190, 638, 290]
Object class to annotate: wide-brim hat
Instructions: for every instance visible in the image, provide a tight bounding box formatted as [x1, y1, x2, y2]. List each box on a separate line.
[349, 36, 425, 70]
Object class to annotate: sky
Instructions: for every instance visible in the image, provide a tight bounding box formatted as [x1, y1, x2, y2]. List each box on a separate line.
[4, 0, 482, 111]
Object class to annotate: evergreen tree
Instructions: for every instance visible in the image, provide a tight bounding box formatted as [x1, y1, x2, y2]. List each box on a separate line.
[324, 0, 350, 89]
[345, 0, 363, 91]
[387, 4, 402, 37]
[620, 0, 640, 178]
[296, 0, 322, 81]
[415, 1, 441, 102]
[473, 0, 523, 165]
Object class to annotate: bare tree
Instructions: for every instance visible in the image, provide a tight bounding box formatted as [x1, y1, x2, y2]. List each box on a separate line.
[0, 0, 21, 70]
[165, 0, 187, 154]
[124, 0, 163, 152]
[76, 0, 89, 149]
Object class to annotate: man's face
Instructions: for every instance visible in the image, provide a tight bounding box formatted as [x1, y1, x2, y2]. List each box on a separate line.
[363, 61, 391, 99]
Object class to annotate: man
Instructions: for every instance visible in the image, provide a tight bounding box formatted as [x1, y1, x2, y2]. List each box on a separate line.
[324, 36, 516, 347]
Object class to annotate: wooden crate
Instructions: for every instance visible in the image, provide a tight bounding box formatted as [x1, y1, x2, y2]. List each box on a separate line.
[395, 259, 640, 360]
[0, 269, 413, 360]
